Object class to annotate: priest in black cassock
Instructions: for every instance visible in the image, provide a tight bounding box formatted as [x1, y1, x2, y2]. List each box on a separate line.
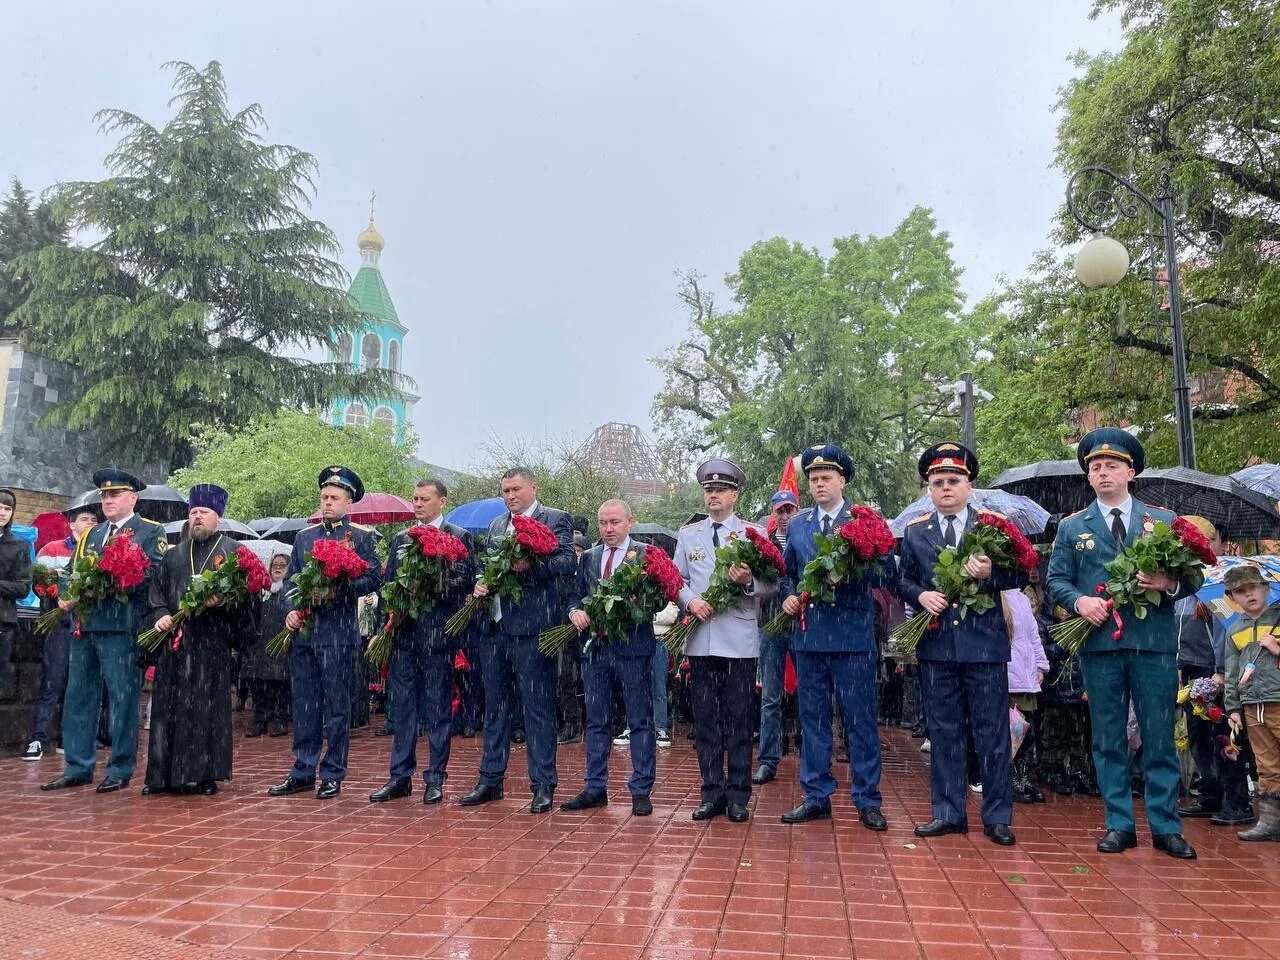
[144, 484, 254, 795]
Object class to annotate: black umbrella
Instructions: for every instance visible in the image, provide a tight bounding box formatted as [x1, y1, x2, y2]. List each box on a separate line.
[63, 483, 191, 524]
[1134, 467, 1280, 542]
[629, 523, 678, 554]
[989, 460, 1089, 517]
[261, 517, 311, 545]
[249, 516, 289, 534]
[163, 518, 261, 545]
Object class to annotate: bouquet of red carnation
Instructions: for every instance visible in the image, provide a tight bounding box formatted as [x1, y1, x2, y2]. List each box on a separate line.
[1050, 516, 1215, 655]
[539, 545, 684, 655]
[445, 514, 560, 637]
[367, 525, 470, 666]
[891, 512, 1038, 655]
[137, 545, 273, 652]
[32, 564, 61, 606]
[762, 506, 896, 636]
[663, 526, 784, 655]
[267, 539, 370, 657]
[35, 529, 151, 636]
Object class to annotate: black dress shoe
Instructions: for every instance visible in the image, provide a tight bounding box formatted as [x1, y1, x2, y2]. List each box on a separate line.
[197, 780, 218, 796]
[560, 790, 608, 811]
[422, 783, 443, 804]
[1209, 807, 1255, 826]
[530, 786, 554, 814]
[915, 818, 967, 837]
[781, 802, 832, 824]
[984, 823, 1016, 846]
[369, 777, 412, 802]
[692, 800, 726, 821]
[1178, 800, 1220, 818]
[95, 775, 130, 793]
[511, 730, 526, 745]
[374, 723, 394, 737]
[1096, 829, 1137, 853]
[316, 779, 341, 800]
[266, 775, 315, 797]
[246, 723, 265, 738]
[457, 783, 504, 806]
[1152, 833, 1197, 859]
[40, 774, 92, 791]
[631, 794, 653, 816]
[727, 803, 750, 823]
[461, 725, 476, 738]
[141, 785, 162, 795]
[859, 806, 887, 831]
[751, 765, 776, 785]
[557, 728, 581, 745]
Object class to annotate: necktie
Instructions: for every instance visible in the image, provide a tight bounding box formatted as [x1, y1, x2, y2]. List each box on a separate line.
[1110, 508, 1126, 543]
[821, 514, 832, 537]
[712, 522, 722, 548]
[603, 547, 617, 579]
[106, 523, 117, 541]
[943, 515, 957, 548]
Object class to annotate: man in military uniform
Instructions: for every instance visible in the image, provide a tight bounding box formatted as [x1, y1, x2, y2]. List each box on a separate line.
[370, 479, 475, 804]
[1047, 428, 1197, 859]
[674, 458, 775, 823]
[777, 444, 894, 829]
[459, 467, 576, 814]
[267, 466, 381, 801]
[42, 469, 167, 794]
[898, 442, 1028, 845]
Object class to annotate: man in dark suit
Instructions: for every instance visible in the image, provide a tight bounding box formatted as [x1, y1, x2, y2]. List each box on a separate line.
[267, 466, 382, 801]
[778, 444, 895, 830]
[42, 469, 167, 794]
[898, 442, 1028, 846]
[370, 479, 475, 804]
[560, 499, 657, 816]
[459, 467, 576, 814]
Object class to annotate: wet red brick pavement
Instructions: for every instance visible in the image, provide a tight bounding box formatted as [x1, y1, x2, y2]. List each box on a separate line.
[1, 715, 1278, 960]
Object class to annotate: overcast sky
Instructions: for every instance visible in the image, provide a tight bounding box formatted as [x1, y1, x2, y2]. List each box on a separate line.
[4, 2, 1123, 473]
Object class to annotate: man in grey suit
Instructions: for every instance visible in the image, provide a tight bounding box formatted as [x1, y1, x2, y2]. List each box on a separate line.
[673, 458, 775, 823]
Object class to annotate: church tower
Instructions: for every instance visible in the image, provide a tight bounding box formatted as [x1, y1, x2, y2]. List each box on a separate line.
[327, 193, 419, 435]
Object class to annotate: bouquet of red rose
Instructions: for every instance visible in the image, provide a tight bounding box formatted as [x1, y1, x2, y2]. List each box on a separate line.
[137, 545, 273, 652]
[762, 506, 896, 636]
[1050, 516, 1215, 655]
[891, 512, 1038, 655]
[539, 545, 684, 655]
[35, 529, 151, 637]
[32, 564, 61, 607]
[445, 514, 560, 637]
[367, 525, 470, 666]
[663, 526, 784, 655]
[267, 538, 370, 657]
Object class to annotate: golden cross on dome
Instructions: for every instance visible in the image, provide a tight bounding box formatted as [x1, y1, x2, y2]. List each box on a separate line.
[369, 190, 376, 224]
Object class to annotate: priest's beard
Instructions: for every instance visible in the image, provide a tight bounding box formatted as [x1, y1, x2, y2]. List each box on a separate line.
[190, 525, 216, 542]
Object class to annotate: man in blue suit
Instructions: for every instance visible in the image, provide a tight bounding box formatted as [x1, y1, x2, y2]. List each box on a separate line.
[369, 479, 475, 805]
[779, 444, 895, 830]
[459, 467, 576, 814]
[898, 442, 1028, 845]
[1047, 428, 1197, 859]
[42, 469, 167, 794]
[267, 466, 382, 801]
[560, 498, 657, 817]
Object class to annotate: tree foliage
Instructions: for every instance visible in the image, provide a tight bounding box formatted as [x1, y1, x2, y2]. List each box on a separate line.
[12, 61, 392, 472]
[0, 178, 68, 332]
[652, 207, 976, 515]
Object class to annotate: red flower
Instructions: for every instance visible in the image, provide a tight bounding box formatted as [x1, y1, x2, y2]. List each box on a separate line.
[511, 515, 559, 557]
[407, 525, 470, 564]
[310, 538, 370, 580]
[1171, 517, 1218, 566]
[1206, 705, 1224, 722]
[642, 546, 685, 603]
[98, 534, 150, 590]
[235, 546, 274, 594]
[745, 527, 786, 576]
[838, 507, 896, 560]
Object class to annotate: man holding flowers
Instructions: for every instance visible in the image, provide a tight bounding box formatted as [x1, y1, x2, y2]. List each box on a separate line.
[1047, 428, 1198, 859]
[897, 442, 1029, 845]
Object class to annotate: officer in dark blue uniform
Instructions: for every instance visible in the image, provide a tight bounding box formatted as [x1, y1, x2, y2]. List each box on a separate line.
[267, 466, 381, 800]
[898, 442, 1028, 845]
[41, 469, 167, 794]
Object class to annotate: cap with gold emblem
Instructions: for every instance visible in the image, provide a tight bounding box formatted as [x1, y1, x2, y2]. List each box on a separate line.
[696, 458, 747, 491]
[92, 468, 147, 493]
[318, 465, 365, 502]
[1077, 428, 1145, 476]
[801, 443, 854, 480]
[917, 441, 978, 482]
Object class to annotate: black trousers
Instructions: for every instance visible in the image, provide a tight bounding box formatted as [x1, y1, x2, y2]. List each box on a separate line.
[251, 678, 290, 726]
[689, 655, 756, 806]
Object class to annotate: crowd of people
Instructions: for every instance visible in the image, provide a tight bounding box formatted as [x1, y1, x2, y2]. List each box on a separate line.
[9, 426, 1280, 855]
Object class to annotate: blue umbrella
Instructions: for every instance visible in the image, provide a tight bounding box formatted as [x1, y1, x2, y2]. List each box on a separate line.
[446, 497, 508, 534]
[889, 488, 1050, 537]
[1231, 463, 1280, 501]
[1197, 555, 1280, 632]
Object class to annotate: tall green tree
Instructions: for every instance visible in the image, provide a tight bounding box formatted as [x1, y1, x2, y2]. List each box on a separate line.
[13, 61, 390, 471]
[978, 0, 1280, 477]
[0, 178, 68, 332]
[652, 207, 975, 515]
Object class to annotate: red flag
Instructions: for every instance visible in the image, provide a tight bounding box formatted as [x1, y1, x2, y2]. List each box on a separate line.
[778, 456, 800, 499]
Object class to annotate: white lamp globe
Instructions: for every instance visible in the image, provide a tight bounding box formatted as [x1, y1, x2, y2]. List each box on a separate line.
[1075, 233, 1131, 288]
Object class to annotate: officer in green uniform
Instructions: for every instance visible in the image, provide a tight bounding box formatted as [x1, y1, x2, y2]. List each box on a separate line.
[1046, 429, 1196, 859]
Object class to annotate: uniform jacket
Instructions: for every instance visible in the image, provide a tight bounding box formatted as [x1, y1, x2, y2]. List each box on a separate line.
[673, 514, 775, 658]
[897, 509, 1029, 663]
[1047, 499, 1192, 655]
[482, 504, 577, 637]
[73, 514, 167, 635]
[570, 540, 655, 658]
[282, 518, 382, 647]
[780, 501, 896, 654]
[383, 519, 475, 648]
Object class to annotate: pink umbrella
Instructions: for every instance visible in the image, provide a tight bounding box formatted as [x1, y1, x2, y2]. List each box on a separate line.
[309, 491, 415, 525]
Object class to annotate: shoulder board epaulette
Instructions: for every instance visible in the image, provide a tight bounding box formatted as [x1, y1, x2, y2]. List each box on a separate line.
[301, 522, 322, 532]
[349, 522, 377, 533]
[799, 509, 814, 521]
[907, 513, 932, 526]
[681, 519, 702, 528]
[1063, 508, 1086, 520]
[139, 517, 164, 526]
